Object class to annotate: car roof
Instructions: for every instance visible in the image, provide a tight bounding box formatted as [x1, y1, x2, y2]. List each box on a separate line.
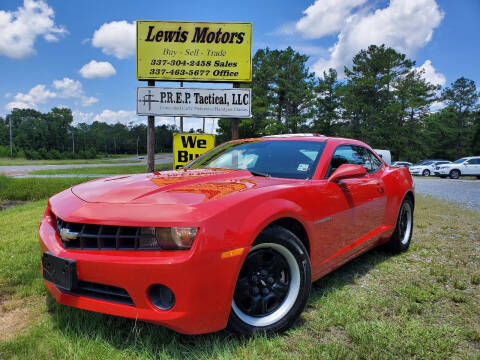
[256, 134, 371, 146]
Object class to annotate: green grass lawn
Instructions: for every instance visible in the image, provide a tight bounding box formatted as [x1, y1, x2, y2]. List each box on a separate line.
[0, 176, 92, 201]
[0, 196, 479, 359]
[30, 163, 173, 175]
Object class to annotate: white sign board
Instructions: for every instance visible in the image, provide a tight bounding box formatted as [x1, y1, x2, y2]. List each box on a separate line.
[137, 87, 251, 118]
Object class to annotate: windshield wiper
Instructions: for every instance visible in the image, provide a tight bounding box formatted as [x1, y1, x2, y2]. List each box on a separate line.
[248, 170, 270, 177]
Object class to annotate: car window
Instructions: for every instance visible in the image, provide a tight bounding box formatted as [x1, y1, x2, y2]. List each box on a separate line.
[453, 158, 468, 164]
[188, 140, 326, 180]
[325, 145, 382, 177]
[466, 159, 480, 164]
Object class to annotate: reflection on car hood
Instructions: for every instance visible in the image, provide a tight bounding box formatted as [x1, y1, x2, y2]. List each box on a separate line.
[71, 168, 292, 205]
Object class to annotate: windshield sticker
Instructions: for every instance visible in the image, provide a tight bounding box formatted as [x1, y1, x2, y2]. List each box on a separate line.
[297, 164, 309, 172]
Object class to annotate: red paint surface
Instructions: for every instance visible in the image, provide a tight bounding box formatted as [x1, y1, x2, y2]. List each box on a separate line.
[39, 136, 414, 334]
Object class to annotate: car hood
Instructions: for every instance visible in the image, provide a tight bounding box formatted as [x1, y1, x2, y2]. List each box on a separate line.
[71, 168, 292, 205]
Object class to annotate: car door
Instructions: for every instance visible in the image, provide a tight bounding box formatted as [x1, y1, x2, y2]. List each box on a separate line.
[465, 158, 480, 175]
[317, 145, 386, 260]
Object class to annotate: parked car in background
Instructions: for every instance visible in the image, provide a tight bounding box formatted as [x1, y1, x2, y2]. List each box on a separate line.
[434, 156, 480, 179]
[392, 161, 412, 168]
[39, 135, 414, 335]
[374, 149, 391, 165]
[409, 160, 451, 176]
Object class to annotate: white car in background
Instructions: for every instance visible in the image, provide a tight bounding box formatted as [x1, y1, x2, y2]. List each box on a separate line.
[374, 149, 391, 165]
[392, 161, 412, 168]
[409, 160, 451, 177]
[434, 156, 480, 179]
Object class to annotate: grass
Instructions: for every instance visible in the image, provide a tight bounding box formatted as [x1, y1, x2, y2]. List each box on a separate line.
[0, 157, 142, 166]
[0, 195, 479, 359]
[0, 176, 91, 201]
[30, 163, 173, 175]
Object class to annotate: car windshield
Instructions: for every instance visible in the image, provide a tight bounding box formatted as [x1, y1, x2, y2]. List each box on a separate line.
[186, 139, 326, 179]
[418, 161, 433, 166]
[453, 158, 468, 164]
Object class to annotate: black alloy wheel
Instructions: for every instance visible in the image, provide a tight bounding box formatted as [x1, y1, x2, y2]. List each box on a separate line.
[386, 197, 414, 253]
[233, 247, 290, 317]
[227, 226, 311, 335]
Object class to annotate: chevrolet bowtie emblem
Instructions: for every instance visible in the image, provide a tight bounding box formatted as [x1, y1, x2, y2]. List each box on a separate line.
[59, 228, 79, 241]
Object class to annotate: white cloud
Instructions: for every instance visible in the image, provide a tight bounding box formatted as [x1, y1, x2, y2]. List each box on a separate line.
[53, 78, 83, 98]
[92, 20, 135, 59]
[414, 59, 446, 86]
[0, 0, 66, 59]
[79, 60, 116, 79]
[295, 0, 444, 76]
[53, 77, 98, 106]
[296, 0, 367, 38]
[6, 84, 56, 109]
[93, 109, 138, 124]
[6, 78, 98, 110]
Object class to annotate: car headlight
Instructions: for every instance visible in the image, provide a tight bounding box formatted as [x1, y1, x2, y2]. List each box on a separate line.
[139, 227, 198, 250]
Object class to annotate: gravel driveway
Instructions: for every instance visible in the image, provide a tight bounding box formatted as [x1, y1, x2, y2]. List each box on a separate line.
[413, 177, 480, 211]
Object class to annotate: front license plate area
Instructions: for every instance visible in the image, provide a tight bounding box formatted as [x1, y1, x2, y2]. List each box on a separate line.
[42, 252, 78, 291]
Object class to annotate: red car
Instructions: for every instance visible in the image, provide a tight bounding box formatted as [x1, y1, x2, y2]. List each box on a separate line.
[39, 134, 414, 335]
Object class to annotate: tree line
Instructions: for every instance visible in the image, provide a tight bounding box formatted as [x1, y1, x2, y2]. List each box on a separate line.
[218, 45, 479, 162]
[1, 44, 479, 161]
[0, 108, 199, 159]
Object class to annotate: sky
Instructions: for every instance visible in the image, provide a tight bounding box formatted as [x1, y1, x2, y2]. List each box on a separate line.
[0, 0, 479, 131]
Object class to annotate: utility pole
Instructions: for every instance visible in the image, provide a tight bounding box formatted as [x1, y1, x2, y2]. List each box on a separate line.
[9, 116, 13, 157]
[136, 136, 139, 158]
[147, 79, 155, 172]
[72, 131, 75, 153]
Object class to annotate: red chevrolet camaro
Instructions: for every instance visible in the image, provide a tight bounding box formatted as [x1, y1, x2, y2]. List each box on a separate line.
[39, 134, 414, 335]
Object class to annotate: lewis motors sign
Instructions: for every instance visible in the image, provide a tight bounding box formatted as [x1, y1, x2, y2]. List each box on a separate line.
[137, 87, 251, 118]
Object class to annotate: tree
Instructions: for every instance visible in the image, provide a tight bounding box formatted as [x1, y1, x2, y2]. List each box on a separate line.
[217, 47, 315, 140]
[442, 77, 479, 157]
[341, 44, 438, 160]
[312, 68, 342, 136]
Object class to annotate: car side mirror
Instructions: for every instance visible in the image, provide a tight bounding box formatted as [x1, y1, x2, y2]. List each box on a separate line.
[328, 164, 367, 182]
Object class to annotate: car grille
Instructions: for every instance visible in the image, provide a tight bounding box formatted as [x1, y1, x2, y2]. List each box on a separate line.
[56, 218, 156, 250]
[65, 280, 134, 306]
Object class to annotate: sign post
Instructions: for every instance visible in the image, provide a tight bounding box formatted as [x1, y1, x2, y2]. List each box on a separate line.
[147, 80, 155, 172]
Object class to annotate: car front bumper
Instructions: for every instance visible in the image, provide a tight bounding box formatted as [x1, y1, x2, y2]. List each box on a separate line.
[434, 168, 450, 176]
[409, 169, 423, 175]
[39, 202, 247, 334]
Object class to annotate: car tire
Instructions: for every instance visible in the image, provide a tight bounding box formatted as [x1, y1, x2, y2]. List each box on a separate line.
[227, 226, 311, 335]
[449, 169, 461, 179]
[385, 197, 414, 253]
[422, 169, 430, 176]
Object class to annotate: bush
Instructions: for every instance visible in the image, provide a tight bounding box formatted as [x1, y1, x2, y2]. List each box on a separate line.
[17, 148, 25, 158]
[47, 149, 61, 160]
[24, 149, 41, 160]
[0, 145, 10, 157]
